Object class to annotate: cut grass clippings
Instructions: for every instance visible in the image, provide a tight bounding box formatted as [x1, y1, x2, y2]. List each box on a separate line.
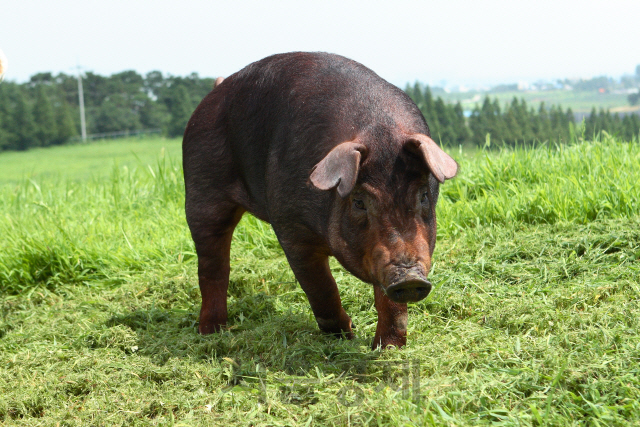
[0, 135, 639, 425]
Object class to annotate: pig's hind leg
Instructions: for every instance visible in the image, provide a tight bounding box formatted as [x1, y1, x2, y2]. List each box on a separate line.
[187, 201, 245, 335]
[281, 246, 354, 339]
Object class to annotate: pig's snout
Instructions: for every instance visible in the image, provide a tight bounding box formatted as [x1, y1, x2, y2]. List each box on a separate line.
[384, 269, 432, 303]
[371, 245, 433, 303]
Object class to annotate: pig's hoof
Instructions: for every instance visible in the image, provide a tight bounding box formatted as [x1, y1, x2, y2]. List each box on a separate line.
[316, 316, 354, 340]
[371, 334, 407, 350]
[198, 320, 226, 335]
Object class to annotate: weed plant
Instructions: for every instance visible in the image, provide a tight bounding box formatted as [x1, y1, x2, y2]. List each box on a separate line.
[0, 135, 639, 425]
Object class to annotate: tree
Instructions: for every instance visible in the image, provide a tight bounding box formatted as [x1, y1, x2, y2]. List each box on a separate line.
[108, 70, 144, 97]
[0, 83, 17, 150]
[433, 97, 456, 146]
[505, 98, 534, 144]
[82, 72, 110, 108]
[565, 108, 575, 125]
[422, 86, 436, 128]
[584, 108, 598, 138]
[0, 106, 16, 150]
[54, 73, 80, 107]
[565, 108, 575, 142]
[165, 84, 194, 137]
[452, 102, 470, 145]
[469, 96, 505, 146]
[598, 109, 614, 135]
[54, 97, 77, 144]
[29, 72, 55, 86]
[622, 114, 640, 141]
[611, 113, 623, 136]
[533, 102, 552, 142]
[409, 82, 425, 110]
[0, 69, 228, 150]
[491, 99, 506, 143]
[140, 99, 169, 131]
[502, 103, 520, 146]
[94, 93, 142, 133]
[144, 70, 166, 99]
[32, 85, 57, 146]
[7, 88, 37, 150]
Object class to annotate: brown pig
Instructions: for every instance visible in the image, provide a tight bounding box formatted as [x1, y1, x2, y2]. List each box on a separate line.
[183, 52, 458, 349]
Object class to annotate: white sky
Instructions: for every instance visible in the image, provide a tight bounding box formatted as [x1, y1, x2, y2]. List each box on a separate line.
[2, 0, 639, 87]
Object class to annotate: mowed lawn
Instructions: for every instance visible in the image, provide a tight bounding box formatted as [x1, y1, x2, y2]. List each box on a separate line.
[1, 136, 640, 426]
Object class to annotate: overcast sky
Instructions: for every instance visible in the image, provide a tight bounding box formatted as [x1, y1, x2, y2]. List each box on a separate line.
[2, 0, 639, 88]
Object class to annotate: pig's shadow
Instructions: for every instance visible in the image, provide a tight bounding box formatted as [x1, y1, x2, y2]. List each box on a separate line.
[103, 293, 371, 373]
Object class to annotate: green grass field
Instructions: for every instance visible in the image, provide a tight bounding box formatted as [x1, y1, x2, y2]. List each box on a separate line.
[0, 139, 183, 185]
[1, 135, 640, 426]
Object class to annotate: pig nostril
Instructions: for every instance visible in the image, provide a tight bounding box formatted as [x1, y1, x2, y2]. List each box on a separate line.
[385, 280, 432, 303]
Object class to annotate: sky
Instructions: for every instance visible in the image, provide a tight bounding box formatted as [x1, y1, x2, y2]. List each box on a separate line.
[1, 0, 640, 88]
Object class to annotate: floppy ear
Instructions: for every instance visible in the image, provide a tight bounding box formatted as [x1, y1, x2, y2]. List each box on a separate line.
[310, 141, 367, 197]
[404, 134, 458, 183]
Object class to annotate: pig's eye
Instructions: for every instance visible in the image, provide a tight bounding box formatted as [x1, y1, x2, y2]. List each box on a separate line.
[421, 192, 429, 205]
[353, 199, 366, 210]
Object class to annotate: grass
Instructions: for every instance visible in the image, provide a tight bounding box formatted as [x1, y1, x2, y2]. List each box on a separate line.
[0, 138, 182, 185]
[1, 135, 639, 425]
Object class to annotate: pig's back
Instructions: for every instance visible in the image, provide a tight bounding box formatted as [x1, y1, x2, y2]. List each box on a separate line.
[185, 52, 426, 223]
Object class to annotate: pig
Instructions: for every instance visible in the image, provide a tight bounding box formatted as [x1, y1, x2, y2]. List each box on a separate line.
[182, 52, 458, 349]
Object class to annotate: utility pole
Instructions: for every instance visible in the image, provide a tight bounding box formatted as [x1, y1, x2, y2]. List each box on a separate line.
[77, 66, 87, 142]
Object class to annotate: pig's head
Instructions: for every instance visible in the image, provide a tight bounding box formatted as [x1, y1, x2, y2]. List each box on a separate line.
[310, 133, 458, 304]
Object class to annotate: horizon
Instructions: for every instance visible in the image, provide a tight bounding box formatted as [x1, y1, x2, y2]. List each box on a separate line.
[2, 0, 639, 89]
[2, 61, 637, 94]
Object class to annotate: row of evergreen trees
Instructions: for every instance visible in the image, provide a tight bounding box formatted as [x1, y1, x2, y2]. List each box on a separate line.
[405, 83, 640, 146]
[0, 82, 76, 150]
[583, 107, 640, 142]
[0, 71, 215, 151]
[1, 73, 639, 152]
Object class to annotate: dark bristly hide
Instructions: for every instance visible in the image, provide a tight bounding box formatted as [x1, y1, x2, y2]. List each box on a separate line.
[183, 52, 458, 349]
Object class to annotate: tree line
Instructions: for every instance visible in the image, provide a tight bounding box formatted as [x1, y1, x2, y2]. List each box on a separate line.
[0, 70, 215, 151]
[405, 83, 640, 147]
[1, 71, 639, 152]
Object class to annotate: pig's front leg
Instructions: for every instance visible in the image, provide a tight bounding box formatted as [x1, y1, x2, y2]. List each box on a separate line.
[372, 285, 408, 349]
[284, 248, 354, 339]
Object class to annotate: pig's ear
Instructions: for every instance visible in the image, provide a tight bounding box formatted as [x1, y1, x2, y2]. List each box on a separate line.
[310, 141, 367, 197]
[404, 134, 458, 183]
